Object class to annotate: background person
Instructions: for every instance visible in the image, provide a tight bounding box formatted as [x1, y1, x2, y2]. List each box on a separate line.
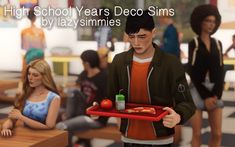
[188, 4, 224, 147]
[21, 8, 46, 52]
[94, 7, 114, 51]
[1, 59, 60, 137]
[158, 15, 180, 58]
[56, 50, 108, 147]
[223, 34, 235, 57]
[223, 34, 235, 82]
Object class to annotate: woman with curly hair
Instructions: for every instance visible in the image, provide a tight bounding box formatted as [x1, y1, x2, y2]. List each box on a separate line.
[188, 4, 224, 147]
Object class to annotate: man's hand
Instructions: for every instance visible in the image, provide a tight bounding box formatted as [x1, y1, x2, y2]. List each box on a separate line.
[8, 109, 23, 120]
[205, 96, 217, 111]
[87, 102, 99, 119]
[162, 107, 181, 128]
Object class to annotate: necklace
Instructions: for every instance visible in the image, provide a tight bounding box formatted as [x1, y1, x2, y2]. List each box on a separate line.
[32, 90, 47, 97]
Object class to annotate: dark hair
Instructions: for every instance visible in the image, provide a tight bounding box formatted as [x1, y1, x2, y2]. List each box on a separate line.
[233, 34, 235, 38]
[81, 50, 100, 68]
[27, 8, 36, 21]
[125, 10, 155, 34]
[190, 4, 221, 35]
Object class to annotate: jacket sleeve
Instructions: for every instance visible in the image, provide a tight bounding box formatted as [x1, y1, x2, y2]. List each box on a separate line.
[188, 41, 214, 99]
[170, 56, 196, 124]
[212, 40, 224, 99]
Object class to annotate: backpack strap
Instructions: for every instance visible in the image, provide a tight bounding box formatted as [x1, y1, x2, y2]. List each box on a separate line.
[191, 37, 199, 66]
[214, 38, 223, 66]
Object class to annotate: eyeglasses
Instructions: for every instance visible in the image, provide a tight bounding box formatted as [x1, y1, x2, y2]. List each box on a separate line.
[203, 19, 216, 24]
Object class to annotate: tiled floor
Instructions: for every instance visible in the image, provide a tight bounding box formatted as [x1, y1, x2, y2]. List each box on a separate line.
[0, 71, 235, 147]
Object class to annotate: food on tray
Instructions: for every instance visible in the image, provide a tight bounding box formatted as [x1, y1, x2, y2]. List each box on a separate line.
[124, 107, 156, 114]
[100, 99, 113, 110]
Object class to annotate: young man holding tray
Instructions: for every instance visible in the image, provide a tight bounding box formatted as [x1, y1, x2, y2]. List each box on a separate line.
[107, 10, 196, 147]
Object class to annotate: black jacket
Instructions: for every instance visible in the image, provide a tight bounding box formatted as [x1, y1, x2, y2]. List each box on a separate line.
[108, 44, 195, 137]
[188, 37, 224, 100]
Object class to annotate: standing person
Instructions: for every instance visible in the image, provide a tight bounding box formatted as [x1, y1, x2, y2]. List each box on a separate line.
[56, 50, 108, 147]
[223, 34, 235, 57]
[95, 7, 115, 52]
[108, 10, 195, 147]
[158, 15, 180, 58]
[188, 4, 224, 147]
[223, 34, 235, 80]
[1, 59, 61, 137]
[21, 8, 46, 52]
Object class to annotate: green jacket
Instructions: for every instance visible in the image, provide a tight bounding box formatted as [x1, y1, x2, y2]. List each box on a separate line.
[108, 44, 196, 137]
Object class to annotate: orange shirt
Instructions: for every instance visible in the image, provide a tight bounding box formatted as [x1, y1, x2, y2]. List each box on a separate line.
[21, 26, 46, 51]
[127, 60, 157, 140]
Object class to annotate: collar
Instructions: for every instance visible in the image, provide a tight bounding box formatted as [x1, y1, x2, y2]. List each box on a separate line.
[124, 43, 163, 67]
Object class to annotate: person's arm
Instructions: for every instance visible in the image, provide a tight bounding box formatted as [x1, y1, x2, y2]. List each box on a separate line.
[21, 31, 24, 50]
[1, 119, 14, 129]
[0, 119, 15, 137]
[170, 56, 196, 124]
[212, 40, 224, 99]
[21, 31, 27, 55]
[224, 44, 233, 56]
[41, 29, 47, 50]
[9, 97, 60, 129]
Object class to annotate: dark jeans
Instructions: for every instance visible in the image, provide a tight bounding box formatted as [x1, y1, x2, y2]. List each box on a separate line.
[57, 88, 100, 147]
[124, 143, 173, 147]
[65, 88, 88, 118]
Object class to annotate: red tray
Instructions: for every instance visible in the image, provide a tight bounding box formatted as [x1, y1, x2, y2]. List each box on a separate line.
[86, 103, 168, 121]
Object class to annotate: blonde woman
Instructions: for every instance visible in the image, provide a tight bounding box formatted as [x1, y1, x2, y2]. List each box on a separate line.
[1, 59, 60, 137]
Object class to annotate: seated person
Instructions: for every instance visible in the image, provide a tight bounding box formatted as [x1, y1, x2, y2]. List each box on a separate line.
[1, 59, 60, 137]
[56, 50, 108, 147]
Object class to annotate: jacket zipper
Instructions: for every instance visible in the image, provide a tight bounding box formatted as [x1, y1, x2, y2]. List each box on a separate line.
[125, 65, 131, 136]
[147, 67, 157, 137]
